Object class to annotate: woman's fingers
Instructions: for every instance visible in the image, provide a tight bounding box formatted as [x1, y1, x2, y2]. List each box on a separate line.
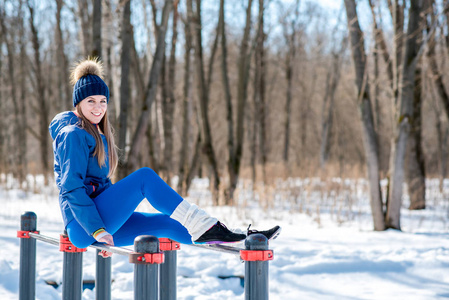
[98, 234, 114, 257]
[99, 249, 113, 258]
[98, 233, 114, 246]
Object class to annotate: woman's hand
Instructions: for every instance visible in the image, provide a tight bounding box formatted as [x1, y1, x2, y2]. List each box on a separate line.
[97, 233, 114, 258]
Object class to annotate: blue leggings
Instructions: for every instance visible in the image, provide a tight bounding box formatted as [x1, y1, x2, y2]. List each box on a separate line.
[66, 167, 193, 248]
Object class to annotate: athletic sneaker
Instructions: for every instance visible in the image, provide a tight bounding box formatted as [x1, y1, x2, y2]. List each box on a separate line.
[247, 225, 281, 241]
[194, 221, 247, 244]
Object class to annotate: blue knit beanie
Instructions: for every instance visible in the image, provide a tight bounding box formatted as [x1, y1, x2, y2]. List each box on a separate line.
[72, 59, 109, 107]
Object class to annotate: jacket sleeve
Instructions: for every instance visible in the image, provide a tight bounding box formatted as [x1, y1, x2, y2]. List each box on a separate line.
[56, 129, 105, 235]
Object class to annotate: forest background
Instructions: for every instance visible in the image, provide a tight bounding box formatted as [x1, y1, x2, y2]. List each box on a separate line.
[0, 0, 447, 231]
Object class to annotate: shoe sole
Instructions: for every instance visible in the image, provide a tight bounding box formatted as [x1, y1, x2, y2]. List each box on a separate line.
[195, 227, 282, 245]
[248, 226, 282, 241]
[269, 227, 281, 240]
[194, 239, 245, 245]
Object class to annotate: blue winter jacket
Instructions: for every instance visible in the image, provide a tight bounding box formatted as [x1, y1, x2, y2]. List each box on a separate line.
[49, 111, 112, 236]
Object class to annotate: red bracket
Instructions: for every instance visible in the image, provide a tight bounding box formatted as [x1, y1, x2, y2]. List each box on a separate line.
[159, 238, 181, 251]
[240, 250, 274, 261]
[59, 234, 87, 253]
[17, 230, 39, 239]
[129, 252, 165, 264]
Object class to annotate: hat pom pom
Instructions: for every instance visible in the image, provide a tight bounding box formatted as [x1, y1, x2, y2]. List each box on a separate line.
[71, 58, 104, 85]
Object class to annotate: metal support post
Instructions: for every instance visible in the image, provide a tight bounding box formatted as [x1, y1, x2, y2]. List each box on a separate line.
[159, 238, 180, 300]
[131, 235, 164, 300]
[18, 212, 37, 300]
[242, 233, 273, 300]
[60, 234, 86, 300]
[96, 250, 112, 300]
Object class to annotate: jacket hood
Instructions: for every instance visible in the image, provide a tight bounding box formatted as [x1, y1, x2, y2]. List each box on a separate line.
[49, 111, 80, 140]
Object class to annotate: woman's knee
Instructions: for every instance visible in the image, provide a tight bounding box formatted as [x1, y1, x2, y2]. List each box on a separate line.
[66, 224, 94, 249]
[134, 167, 158, 179]
[69, 235, 92, 249]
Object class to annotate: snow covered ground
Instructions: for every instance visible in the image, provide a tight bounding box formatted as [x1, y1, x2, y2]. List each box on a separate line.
[1, 176, 449, 299]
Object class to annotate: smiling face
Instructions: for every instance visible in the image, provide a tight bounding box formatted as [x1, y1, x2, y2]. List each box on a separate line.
[78, 95, 108, 124]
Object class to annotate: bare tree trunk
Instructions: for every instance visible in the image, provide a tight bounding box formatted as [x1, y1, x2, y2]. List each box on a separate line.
[406, 57, 425, 210]
[185, 132, 202, 194]
[369, 0, 393, 89]
[427, 0, 449, 121]
[184, 98, 203, 194]
[0, 49, 5, 178]
[126, 0, 172, 174]
[27, 1, 50, 185]
[426, 68, 449, 194]
[390, 0, 404, 104]
[384, 1, 404, 211]
[126, 24, 154, 175]
[147, 121, 159, 172]
[344, 0, 385, 231]
[206, 24, 220, 94]
[149, 0, 160, 35]
[281, 2, 298, 165]
[92, 0, 102, 58]
[237, 0, 254, 184]
[250, 110, 257, 185]
[255, 0, 268, 184]
[425, 71, 448, 193]
[102, 0, 116, 127]
[19, 1, 28, 188]
[219, 0, 236, 204]
[218, 0, 252, 205]
[55, 0, 71, 111]
[320, 35, 346, 169]
[283, 56, 293, 164]
[437, 119, 449, 193]
[77, 0, 91, 57]
[0, 9, 23, 183]
[444, 0, 449, 55]
[220, 0, 251, 203]
[158, 47, 168, 178]
[299, 98, 310, 163]
[117, 0, 132, 179]
[368, 0, 381, 130]
[222, 0, 253, 202]
[386, 0, 423, 229]
[319, 68, 336, 168]
[441, 130, 449, 192]
[162, 0, 178, 182]
[148, 0, 163, 173]
[187, 0, 221, 204]
[177, 12, 193, 195]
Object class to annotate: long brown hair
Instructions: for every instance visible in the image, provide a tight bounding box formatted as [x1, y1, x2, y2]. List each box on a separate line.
[76, 105, 118, 178]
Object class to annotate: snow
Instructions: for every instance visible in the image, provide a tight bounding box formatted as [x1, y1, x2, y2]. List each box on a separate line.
[1, 177, 449, 299]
